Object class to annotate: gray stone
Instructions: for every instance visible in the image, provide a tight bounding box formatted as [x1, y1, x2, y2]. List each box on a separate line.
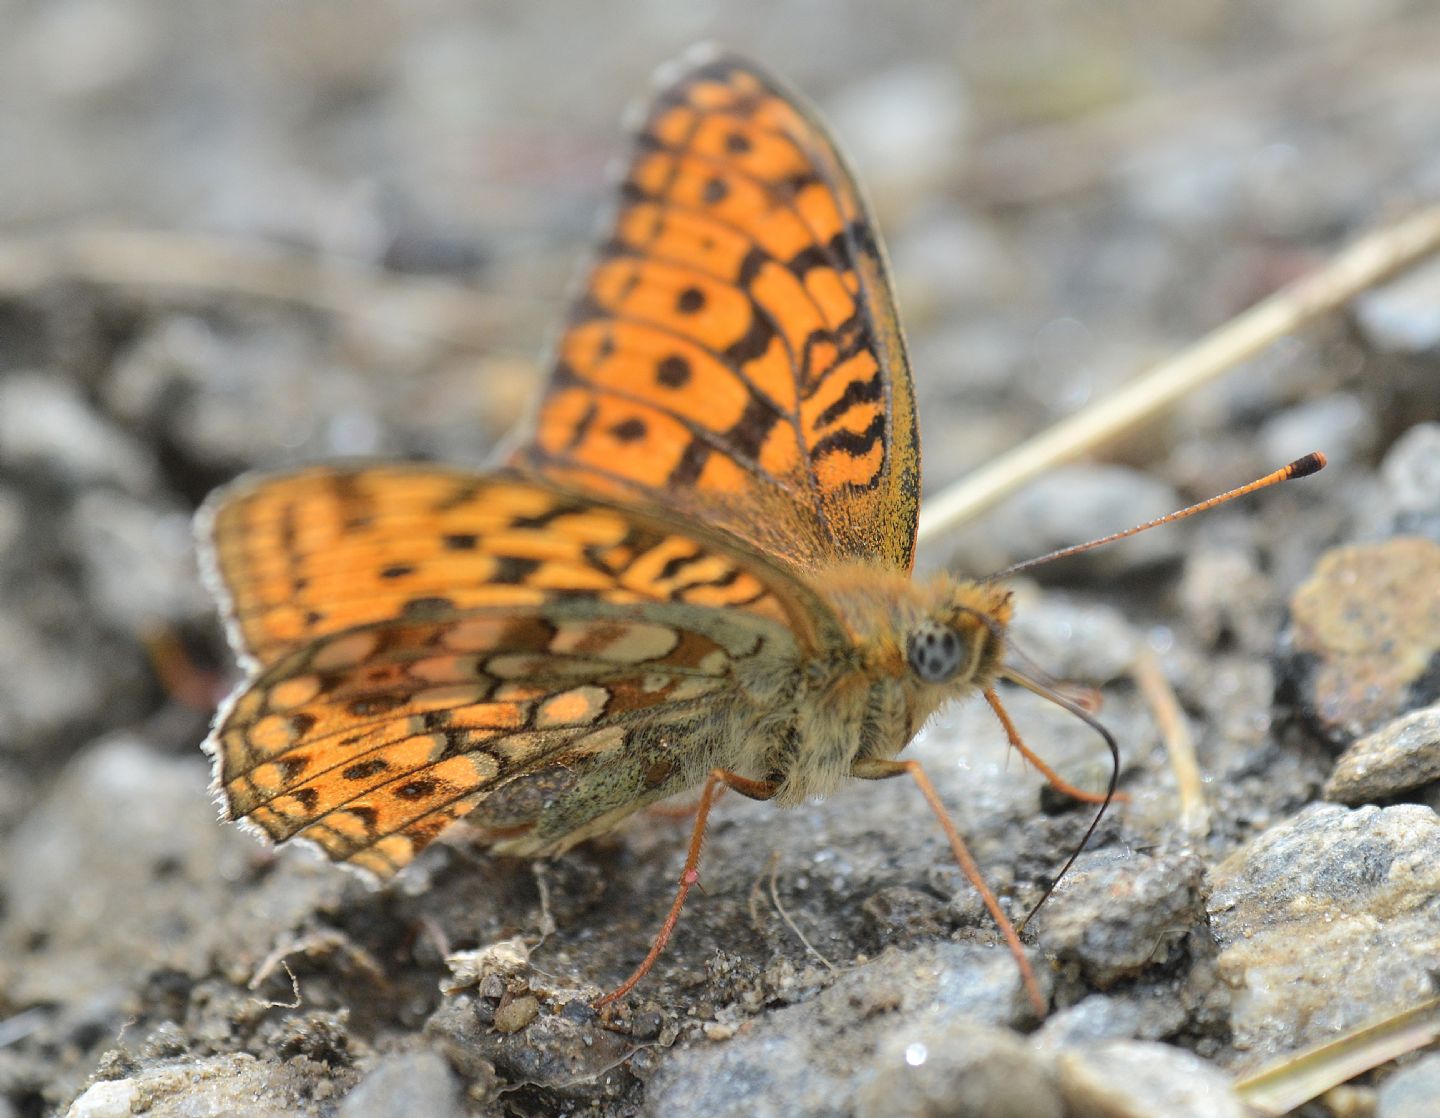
[1033, 849, 1207, 987]
[1258, 393, 1377, 472]
[1377, 1052, 1440, 1118]
[339, 1050, 461, 1118]
[640, 942, 1047, 1118]
[64, 1053, 359, 1118]
[1209, 803, 1440, 1061]
[1032, 993, 1186, 1049]
[1, 735, 345, 1004]
[1355, 256, 1440, 353]
[65, 490, 209, 631]
[1056, 1040, 1246, 1118]
[425, 993, 631, 1103]
[854, 1021, 1063, 1118]
[1325, 703, 1440, 803]
[0, 373, 159, 493]
[958, 465, 1185, 579]
[826, 62, 971, 214]
[1380, 422, 1440, 538]
[0, 611, 109, 748]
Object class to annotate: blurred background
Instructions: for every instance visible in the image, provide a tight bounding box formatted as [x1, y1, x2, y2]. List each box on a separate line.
[3, 2, 1440, 1112]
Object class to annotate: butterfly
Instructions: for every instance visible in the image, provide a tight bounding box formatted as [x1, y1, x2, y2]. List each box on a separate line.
[198, 47, 1076, 1013]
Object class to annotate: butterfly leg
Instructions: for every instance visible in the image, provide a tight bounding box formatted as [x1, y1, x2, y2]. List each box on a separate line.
[644, 788, 725, 821]
[850, 757, 1047, 1017]
[985, 687, 1124, 806]
[594, 769, 777, 1008]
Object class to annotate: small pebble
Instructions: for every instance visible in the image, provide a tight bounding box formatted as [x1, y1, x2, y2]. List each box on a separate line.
[1324, 702, 1440, 803]
[1287, 538, 1440, 742]
[1380, 422, 1440, 537]
[1376, 1052, 1440, 1118]
[1033, 850, 1207, 987]
[855, 1020, 1063, 1118]
[1354, 255, 1440, 353]
[1259, 393, 1377, 471]
[339, 1050, 461, 1118]
[0, 374, 159, 493]
[491, 995, 540, 1035]
[1057, 1040, 1246, 1118]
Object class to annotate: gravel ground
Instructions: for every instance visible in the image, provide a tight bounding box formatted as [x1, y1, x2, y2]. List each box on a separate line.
[3, 3, 1440, 1116]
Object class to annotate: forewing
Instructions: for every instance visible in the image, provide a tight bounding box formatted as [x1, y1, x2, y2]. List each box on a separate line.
[512, 50, 920, 572]
[208, 601, 786, 880]
[199, 463, 839, 671]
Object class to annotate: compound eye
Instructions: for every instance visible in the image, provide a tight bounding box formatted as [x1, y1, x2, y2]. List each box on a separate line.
[907, 621, 965, 683]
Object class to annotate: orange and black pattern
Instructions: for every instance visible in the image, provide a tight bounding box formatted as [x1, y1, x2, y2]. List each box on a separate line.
[212, 601, 778, 879]
[515, 52, 920, 573]
[204, 463, 818, 670]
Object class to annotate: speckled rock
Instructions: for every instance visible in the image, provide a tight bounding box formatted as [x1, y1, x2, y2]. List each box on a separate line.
[425, 993, 635, 1104]
[639, 942, 1047, 1118]
[1056, 1040, 1246, 1118]
[1324, 702, 1440, 804]
[1287, 538, 1440, 743]
[64, 1053, 358, 1118]
[854, 1020, 1063, 1118]
[1177, 547, 1280, 653]
[338, 1049, 462, 1118]
[1, 735, 345, 1005]
[1033, 849, 1207, 988]
[1005, 593, 1141, 685]
[1209, 803, 1440, 1062]
[1032, 993, 1187, 1049]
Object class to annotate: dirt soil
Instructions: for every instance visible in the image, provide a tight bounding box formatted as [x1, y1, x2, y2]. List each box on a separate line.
[3, 3, 1440, 1116]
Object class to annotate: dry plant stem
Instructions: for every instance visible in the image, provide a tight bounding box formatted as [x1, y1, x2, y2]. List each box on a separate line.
[1131, 649, 1211, 839]
[983, 686, 1123, 806]
[1234, 996, 1440, 1116]
[593, 769, 777, 1008]
[851, 757, 1047, 1017]
[916, 202, 1440, 544]
[768, 852, 838, 975]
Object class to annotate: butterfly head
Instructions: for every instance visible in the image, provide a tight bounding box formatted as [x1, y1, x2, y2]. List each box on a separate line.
[906, 579, 1012, 692]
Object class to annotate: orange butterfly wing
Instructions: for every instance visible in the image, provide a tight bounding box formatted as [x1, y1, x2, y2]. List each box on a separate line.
[209, 602, 779, 880]
[512, 51, 921, 573]
[198, 464, 843, 878]
[200, 463, 834, 671]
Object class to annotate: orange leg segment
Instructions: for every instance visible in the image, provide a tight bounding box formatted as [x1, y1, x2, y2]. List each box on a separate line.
[594, 769, 777, 1008]
[985, 687, 1127, 806]
[851, 757, 1047, 1017]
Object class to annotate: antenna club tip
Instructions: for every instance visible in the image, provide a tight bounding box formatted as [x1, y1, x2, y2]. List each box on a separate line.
[1288, 451, 1327, 479]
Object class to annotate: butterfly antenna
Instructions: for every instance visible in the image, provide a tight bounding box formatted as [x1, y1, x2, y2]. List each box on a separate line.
[987, 452, 1326, 581]
[998, 666, 1120, 931]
